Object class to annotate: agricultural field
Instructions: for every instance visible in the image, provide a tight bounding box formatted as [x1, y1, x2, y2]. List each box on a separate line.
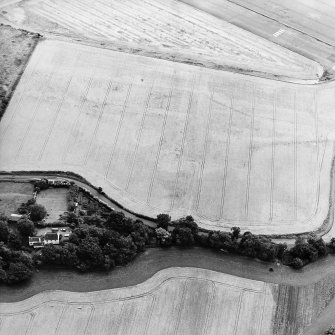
[181, 0, 335, 73]
[0, 0, 322, 80]
[36, 188, 68, 222]
[0, 23, 39, 118]
[227, 0, 335, 46]
[0, 40, 335, 235]
[0, 182, 33, 216]
[0, 267, 276, 335]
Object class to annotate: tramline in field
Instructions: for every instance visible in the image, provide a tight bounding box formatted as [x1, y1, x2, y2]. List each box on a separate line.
[0, 40, 334, 235]
[0, 0, 322, 80]
[0, 268, 276, 335]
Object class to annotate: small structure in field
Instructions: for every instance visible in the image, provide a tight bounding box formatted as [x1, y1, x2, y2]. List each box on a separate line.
[28, 236, 44, 248]
[47, 179, 70, 187]
[9, 213, 23, 223]
[44, 232, 60, 245]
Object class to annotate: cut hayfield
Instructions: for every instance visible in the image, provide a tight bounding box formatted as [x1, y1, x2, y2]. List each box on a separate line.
[36, 188, 68, 222]
[0, 0, 322, 80]
[0, 40, 335, 235]
[0, 182, 33, 216]
[0, 267, 276, 335]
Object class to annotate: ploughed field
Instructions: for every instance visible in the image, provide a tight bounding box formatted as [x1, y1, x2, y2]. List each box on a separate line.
[0, 0, 322, 80]
[1, 40, 335, 234]
[0, 268, 276, 335]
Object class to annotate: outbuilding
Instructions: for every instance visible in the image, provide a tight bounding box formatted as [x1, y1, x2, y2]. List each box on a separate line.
[8, 214, 23, 223]
[44, 232, 60, 245]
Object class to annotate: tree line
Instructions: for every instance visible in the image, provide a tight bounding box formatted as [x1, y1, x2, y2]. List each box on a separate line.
[1, 206, 335, 285]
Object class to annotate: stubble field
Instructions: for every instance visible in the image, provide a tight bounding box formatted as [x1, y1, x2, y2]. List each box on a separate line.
[0, 0, 322, 80]
[0, 182, 33, 215]
[0, 267, 276, 335]
[0, 40, 335, 234]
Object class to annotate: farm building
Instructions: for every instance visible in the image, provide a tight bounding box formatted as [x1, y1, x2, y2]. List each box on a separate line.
[28, 236, 44, 248]
[8, 214, 23, 223]
[44, 232, 60, 245]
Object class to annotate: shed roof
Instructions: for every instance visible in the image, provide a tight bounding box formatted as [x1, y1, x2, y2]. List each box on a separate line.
[44, 233, 59, 241]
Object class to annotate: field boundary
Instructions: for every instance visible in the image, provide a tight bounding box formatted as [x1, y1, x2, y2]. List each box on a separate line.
[1, 166, 335, 240]
[0, 24, 41, 122]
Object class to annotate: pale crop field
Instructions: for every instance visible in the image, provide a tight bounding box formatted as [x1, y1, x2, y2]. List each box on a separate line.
[0, 268, 276, 335]
[0, 0, 322, 80]
[0, 40, 335, 235]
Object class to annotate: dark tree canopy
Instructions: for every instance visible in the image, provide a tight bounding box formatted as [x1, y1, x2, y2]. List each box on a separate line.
[6, 262, 33, 284]
[17, 218, 35, 237]
[0, 220, 9, 243]
[156, 214, 171, 230]
[29, 204, 47, 222]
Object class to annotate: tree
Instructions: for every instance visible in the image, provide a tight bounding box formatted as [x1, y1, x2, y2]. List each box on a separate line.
[327, 238, 335, 254]
[156, 214, 171, 230]
[17, 218, 35, 237]
[325, 326, 335, 335]
[0, 267, 6, 283]
[8, 233, 22, 250]
[230, 227, 240, 241]
[173, 227, 195, 246]
[34, 179, 49, 191]
[0, 220, 9, 243]
[6, 262, 33, 284]
[290, 257, 304, 269]
[77, 236, 104, 270]
[308, 237, 328, 258]
[29, 204, 47, 222]
[67, 212, 79, 225]
[277, 243, 287, 259]
[208, 231, 237, 251]
[156, 227, 172, 246]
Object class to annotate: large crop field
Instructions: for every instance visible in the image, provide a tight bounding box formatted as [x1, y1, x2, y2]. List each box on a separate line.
[0, 40, 335, 234]
[0, 267, 276, 335]
[0, 0, 322, 80]
[0, 181, 33, 215]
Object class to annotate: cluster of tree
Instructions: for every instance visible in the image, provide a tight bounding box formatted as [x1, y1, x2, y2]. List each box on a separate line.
[0, 244, 34, 284]
[18, 198, 47, 222]
[38, 212, 153, 272]
[325, 326, 335, 335]
[34, 179, 49, 191]
[67, 184, 80, 211]
[284, 235, 329, 269]
[0, 215, 35, 284]
[155, 214, 330, 268]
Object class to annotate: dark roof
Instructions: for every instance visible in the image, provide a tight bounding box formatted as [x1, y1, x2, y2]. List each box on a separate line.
[29, 237, 41, 242]
[44, 233, 59, 241]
